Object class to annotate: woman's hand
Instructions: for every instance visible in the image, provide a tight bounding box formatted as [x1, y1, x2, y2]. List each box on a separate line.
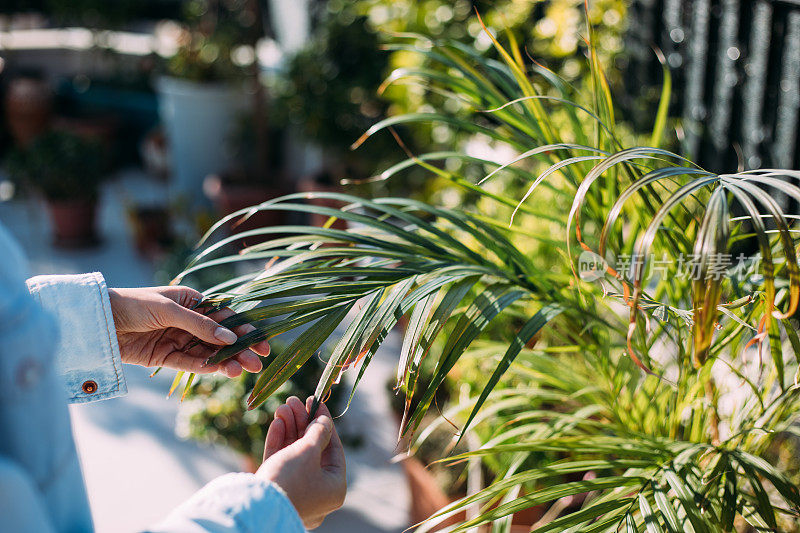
[108, 286, 269, 377]
[258, 397, 346, 529]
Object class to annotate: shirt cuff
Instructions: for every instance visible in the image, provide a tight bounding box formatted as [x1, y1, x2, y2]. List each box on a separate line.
[147, 473, 305, 533]
[26, 273, 127, 404]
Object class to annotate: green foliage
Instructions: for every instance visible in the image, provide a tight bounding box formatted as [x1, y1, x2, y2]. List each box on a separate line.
[275, 8, 395, 175]
[353, 0, 627, 81]
[164, 0, 258, 82]
[176, 12, 800, 533]
[5, 131, 106, 201]
[166, 43, 243, 83]
[353, 0, 630, 178]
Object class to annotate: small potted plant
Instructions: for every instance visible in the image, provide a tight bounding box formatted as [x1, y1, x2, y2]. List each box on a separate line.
[5, 131, 106, 247]
[156, 0, 258, 206]
[203, 111, 288, 240]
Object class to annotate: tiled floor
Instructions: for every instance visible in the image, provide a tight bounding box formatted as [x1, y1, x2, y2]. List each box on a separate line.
[0, 172, 408, 533]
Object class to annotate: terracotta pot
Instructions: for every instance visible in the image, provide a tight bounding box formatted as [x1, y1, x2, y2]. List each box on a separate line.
[205, 174, 286, 247]
[5, 77, 52, 147]
[394, 408, 545, 531]
[46, 199, 99, 247]
[401, 453, 546, 531]
[128, 205, 173, 259]
[402, 455, 466, 530]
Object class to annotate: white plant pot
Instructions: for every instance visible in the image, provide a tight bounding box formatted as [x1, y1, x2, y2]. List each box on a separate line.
[156, 76, 244, 206]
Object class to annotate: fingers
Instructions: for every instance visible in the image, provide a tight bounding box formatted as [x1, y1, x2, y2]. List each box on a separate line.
[162, 352, 240, 377]
[274, 404, 299, 444]
[157, 289, 268, 361]
[300, 415, 334, 454]
[264, 396, 313, 461]
[160, 351, 220, 374]
[287, 396, 309, 436]
[162, 302, 238, 346]
[207, 308, 268, 373]
[220, 359, 243, 378]
[250, 339, 271, 357]
[308, 398, 345, 471]
[166, 335, 246, 378]
[263, 417, 285, 461]
[317, 401, 343, 449]
[307, 396, 327, 418]
[159, 286, 204, 308]
[235, 322, 271, 357]
[181, 340, 243, 377]
[230, 323, 266, 374]
[234, 349, 263, 373]
[164, 304, 258, 377]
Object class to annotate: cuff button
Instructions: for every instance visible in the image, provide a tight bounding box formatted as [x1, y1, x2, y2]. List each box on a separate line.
[82, 380, 98, 394]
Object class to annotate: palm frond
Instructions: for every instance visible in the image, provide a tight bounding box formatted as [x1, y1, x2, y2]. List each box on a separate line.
[177, 14, 800, 533]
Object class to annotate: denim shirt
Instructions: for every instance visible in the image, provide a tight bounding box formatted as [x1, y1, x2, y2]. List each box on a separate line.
[0, 224, 304, 533]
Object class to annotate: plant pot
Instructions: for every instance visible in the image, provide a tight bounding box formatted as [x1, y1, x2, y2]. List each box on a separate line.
[127, 205, 173, 259]
[157, 77, 244, 207]
[391, 404, 546, 532]
[204, 173, 287, 247]
[51, 115, 118, 171]
[401, 455, 466, 531]
[5, 77, 52, 147]
[402, 452, 546, 531]
[46, 199, 99, 248]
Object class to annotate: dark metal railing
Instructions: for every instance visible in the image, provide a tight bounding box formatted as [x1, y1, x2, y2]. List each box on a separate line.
[626, 0, 800, 174]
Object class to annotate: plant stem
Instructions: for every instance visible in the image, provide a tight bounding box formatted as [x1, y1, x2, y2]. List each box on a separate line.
[705, 378, 721, 446]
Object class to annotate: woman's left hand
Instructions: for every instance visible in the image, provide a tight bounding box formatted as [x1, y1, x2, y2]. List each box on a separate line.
[108, 286, 268, 377]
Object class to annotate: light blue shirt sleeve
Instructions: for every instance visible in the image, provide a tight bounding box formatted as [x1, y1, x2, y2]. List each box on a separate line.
[0, 457, 58, 533]
[26, 272, 127, 403]
[147, 473, 306, 533]
[0, 225, 95, 532]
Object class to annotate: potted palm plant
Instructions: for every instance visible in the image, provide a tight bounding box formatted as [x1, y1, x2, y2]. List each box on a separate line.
[171, 14, 800, 532]
[156, 0, 255, 206]
[203, 111, 288, 240]
[6, 131, 105, 247]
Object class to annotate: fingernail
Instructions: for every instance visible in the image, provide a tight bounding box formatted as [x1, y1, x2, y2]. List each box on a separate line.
[214, 327, 238, 344]
[314, 415, 332, 427]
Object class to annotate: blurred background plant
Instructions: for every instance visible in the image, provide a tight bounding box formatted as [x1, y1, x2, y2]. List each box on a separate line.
[5, 130, 107, 246]
[274, 8, 395, 182]
[163, 0, 256, 83]
[5, 129, 105, 201]
[344, 0, 631, 200]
